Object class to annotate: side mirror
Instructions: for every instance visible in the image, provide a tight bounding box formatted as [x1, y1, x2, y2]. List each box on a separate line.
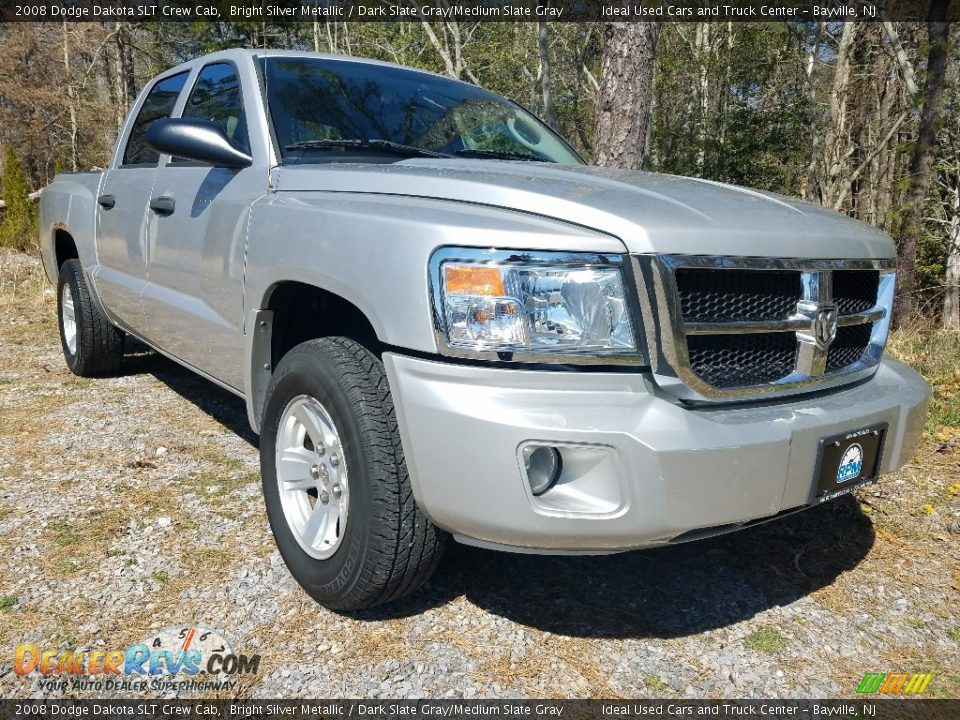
[146, 118, 252, 169]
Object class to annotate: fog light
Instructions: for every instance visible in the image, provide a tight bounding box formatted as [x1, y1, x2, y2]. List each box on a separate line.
[523, 446, 562, 496]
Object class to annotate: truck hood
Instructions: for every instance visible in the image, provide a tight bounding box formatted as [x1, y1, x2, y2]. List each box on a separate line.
[274, 160, 894, 259]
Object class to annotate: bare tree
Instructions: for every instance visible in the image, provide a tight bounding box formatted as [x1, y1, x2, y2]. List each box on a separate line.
[693, 23, 712, 175]
[419, 14, 478, 83]
[593, 22, 659, 170]
[537, 21, 556, 128]
[817, 22, 857, 208]
[895, 0, 952, 327]
[61, 22, 79, 172]
[944, 173, 960, 328]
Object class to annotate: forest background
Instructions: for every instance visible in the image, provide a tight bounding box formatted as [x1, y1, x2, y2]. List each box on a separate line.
[0, 16, 957, 327]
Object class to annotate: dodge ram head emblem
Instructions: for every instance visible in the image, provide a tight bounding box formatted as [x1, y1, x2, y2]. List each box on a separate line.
[795, 300, 839, 355]
[814, 307, 838, 349]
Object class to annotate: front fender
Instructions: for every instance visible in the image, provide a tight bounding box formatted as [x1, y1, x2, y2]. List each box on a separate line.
[244, 191, 626, 355]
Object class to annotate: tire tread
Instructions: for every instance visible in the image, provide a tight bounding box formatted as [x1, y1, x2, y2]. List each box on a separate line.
[58, 259, 124, 377]
[265, 337, 445, 609]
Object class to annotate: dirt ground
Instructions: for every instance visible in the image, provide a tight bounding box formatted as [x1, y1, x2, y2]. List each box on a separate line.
[0, 250, 957, 699]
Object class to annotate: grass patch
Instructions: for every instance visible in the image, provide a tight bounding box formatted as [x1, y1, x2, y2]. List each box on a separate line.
[911, 660, 960, 699]
[62, 377, 93, 389]
[887, 328, 960, 432]
[172, 465, 258, 498]
[48, 521, 80, 546]
[41, 509, 132, 579]
[183, 548, 233, 567]
[0, 595, 18, 611]
[152, 570, 170, 584]
[59, 558, 95, 575]
[946, 627, 960, 642]
[51, 632, 78, 648]
[643, 675, 668, 692]
[744, 626, 788, 655]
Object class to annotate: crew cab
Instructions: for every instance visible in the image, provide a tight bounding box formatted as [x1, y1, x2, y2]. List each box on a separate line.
[39, 50, 930, 610]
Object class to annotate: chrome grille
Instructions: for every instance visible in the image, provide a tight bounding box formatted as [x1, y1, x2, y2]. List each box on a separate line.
[833, 270, 880, 315]
[676, 268, 800, 322]
[687, 332, 797, 388]
[633, 255, 896, 401]
[826, 323, 873, 372]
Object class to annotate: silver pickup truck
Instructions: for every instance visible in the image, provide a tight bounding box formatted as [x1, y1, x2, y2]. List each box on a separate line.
[39, 49, 930, 610]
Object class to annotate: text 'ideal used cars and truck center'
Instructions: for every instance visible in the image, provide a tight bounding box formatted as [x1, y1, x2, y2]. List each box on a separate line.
[39, 50, 929, 610]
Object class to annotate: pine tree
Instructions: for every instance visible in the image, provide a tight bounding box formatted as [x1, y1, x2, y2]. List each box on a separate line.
[0, 147, 37, 251]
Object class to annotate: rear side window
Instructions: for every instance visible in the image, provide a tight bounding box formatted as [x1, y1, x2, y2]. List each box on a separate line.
[179, 62, 249, 154]
[122, 72, 189, 166]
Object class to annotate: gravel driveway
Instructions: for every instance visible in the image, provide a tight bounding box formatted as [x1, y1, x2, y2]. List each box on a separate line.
[0, 251, 957, 699]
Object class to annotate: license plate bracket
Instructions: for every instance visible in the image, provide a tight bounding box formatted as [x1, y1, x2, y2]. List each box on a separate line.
[812, 423, 888, 503]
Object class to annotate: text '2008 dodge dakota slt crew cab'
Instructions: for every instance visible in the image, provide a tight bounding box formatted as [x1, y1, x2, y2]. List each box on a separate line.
[39, 50, 930, 610]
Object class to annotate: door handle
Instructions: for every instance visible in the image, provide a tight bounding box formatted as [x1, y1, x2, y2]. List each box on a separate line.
[149, 196, 175, 216]
[97, 194, 115, 209]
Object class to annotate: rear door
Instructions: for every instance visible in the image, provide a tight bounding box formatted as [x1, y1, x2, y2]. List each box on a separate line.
[142, 61, 264, 390]
[94, 72, 189, 331]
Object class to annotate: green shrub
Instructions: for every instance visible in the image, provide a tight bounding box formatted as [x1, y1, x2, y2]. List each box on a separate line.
[0, 147, 38, 251]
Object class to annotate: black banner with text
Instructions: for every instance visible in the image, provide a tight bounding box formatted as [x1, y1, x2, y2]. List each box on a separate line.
[3, 699, 960, 720]
[0, 0, 948, 24]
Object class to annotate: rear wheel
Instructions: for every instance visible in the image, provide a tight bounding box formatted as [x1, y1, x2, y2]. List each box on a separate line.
[57, 259, 124, 377]
[260, 337, 446, 610]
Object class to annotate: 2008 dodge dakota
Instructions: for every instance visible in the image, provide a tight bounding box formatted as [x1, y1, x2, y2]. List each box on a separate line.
[39, 50, 930, 610]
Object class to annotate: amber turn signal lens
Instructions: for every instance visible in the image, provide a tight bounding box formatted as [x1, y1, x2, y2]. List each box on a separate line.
[443, 264, 505, 296]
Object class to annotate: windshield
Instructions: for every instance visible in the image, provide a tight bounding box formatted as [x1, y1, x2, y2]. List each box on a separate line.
[261, 57, 584, 165]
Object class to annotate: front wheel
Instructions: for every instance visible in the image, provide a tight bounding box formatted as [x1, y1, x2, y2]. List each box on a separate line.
[259, 337, 446, 610]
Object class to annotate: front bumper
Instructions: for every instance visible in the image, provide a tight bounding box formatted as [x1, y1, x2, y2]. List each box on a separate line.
[384, 354, 929, 553]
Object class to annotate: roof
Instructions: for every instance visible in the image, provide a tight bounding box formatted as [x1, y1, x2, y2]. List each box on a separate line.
[157, 48, 459, 86]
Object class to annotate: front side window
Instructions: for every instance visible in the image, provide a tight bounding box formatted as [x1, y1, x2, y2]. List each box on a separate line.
[261, 58, 583, 165]
[122, 72, 189, 166]
[179, 62, 249, 154]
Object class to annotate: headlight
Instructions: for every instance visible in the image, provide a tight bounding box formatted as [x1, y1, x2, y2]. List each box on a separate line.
[430, 248, 641, 361]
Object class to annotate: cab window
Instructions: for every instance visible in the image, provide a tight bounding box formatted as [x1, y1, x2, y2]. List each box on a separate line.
[178, 62, 249, 157]
[122, 72, 189, 166]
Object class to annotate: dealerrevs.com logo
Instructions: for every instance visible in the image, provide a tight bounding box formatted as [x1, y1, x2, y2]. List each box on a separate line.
[856, 672, 933, 694]
[15, 626, 260, 693]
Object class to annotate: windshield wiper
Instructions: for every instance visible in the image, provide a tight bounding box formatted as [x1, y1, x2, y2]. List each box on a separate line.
[285, 139, 452, 159]
[454, 148, 552, 162]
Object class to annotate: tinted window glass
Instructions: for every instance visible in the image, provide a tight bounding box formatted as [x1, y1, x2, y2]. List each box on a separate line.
[262, 58, 582, 165]
[180, 62, 249, 154]
[122, 72, 188, 166]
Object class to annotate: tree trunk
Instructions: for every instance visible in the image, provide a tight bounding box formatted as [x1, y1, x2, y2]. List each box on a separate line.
[819, 22, 857, 207]
[115, 23, 137, 106]
[894, 0, 951, 328]
[537, 20, 556, 128]
[61, 21, 78, 172]
[943, 177, 960, 330]
[802, 22, 824, 201]
[694, 23, 711, 176]
[109, 29, 126, 133]
[593, 22, 659, 170]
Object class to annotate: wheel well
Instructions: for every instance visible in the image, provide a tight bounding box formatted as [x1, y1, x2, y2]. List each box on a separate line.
[54, 229, 79, 270]
[265, 282, 379, 367]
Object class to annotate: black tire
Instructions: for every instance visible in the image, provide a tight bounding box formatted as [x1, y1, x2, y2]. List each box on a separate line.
[57, 259, 124, 377]
[260, 337, 446, 610]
